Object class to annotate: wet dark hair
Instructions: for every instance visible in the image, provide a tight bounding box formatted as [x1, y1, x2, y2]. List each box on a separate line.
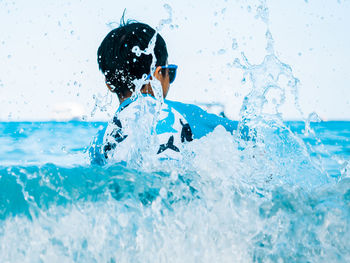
[97, 19, 168, 95]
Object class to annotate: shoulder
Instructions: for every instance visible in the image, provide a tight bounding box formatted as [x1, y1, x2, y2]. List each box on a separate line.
[165, 99, 238, 138]
[164, 99, 209, 121]
[165, 99, 204, 112]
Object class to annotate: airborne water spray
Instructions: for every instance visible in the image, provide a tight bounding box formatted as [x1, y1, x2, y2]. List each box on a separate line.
[104, 5, 175, 168]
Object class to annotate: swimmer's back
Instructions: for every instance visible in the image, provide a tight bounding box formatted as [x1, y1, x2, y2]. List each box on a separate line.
[89, 97, 238, 165]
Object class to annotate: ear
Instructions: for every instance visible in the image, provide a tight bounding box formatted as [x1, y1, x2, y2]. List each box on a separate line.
[153, 66, 163, 81]
[106, 82, 114, 92]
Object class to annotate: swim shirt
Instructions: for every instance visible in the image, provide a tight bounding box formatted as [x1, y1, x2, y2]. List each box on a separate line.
[89, 95, 238, 165]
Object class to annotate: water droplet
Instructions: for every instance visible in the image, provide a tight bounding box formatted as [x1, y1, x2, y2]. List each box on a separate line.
[255, 4, 269, 23]
[70, 30, 74, 35]
[218, 49, 226, 55]
[132, 46, 142, 57]
[232, 38, 238, 50]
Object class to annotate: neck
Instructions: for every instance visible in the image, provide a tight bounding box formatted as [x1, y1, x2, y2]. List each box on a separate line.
[117, 84, 154, 104]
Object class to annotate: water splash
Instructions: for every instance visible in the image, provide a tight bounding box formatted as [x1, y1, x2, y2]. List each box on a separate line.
[157, 4, 173, 31]
[255, 1, 270, 24]
[90, 90, 113, 117]
[0, 122, 349, 261]
[226, 0, 336, 191]
[304, 112, 322, 136]
[131, 3, 175, 101]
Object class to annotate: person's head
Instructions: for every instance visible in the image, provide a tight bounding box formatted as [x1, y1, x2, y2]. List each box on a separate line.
[97, 20, 172, 101]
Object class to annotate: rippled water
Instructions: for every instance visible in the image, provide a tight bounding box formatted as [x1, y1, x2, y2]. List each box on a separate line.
[0, 120, 349, 262]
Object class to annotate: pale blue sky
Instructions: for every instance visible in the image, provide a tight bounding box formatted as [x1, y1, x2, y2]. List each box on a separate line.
[0, 0, 349, 121]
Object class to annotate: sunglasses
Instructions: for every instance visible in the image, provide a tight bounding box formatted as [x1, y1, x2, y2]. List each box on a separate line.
[147, 64, 178, 84]
[162, 64, 178, 84]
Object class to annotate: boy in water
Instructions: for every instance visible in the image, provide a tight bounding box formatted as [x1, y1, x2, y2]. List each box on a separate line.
[90, 20, 238, 165]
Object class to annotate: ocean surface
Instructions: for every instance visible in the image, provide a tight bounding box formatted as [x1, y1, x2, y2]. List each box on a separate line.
[0, 120, 349, 262]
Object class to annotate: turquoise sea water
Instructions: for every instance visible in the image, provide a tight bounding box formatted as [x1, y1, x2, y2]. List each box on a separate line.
[0, 121, 349, 262]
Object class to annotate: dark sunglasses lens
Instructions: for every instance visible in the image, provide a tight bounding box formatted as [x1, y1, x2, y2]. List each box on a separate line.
[168, 68, 176, 84]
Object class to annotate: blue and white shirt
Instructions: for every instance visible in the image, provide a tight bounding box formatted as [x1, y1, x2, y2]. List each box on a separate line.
[89, 95, 238, 165]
